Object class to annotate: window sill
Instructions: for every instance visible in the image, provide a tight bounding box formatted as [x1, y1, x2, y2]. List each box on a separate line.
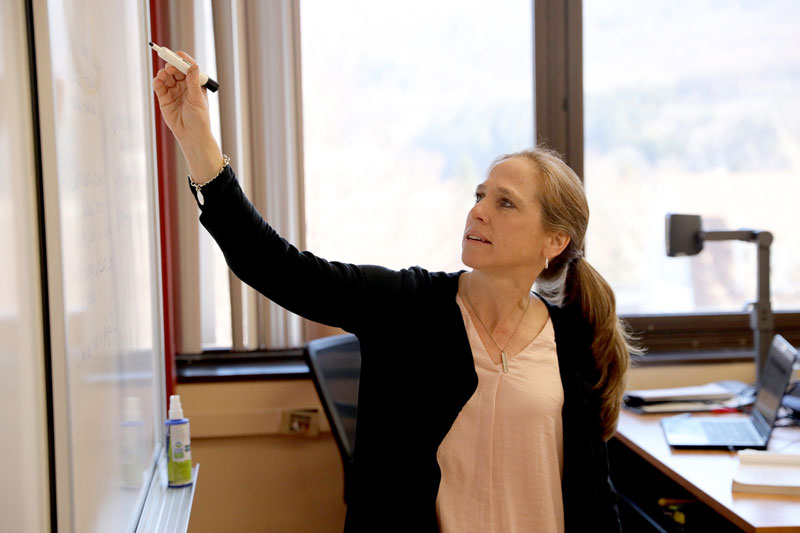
[176, 348, 309, 383]
[176, 347, 759, 383]
[632, 349, 754, 367]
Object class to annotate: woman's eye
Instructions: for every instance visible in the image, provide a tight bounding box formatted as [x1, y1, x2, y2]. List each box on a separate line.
[474, 193, 484, 203]
[500, 199, 515, 208]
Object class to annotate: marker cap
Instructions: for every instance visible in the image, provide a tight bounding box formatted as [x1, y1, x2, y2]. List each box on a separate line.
[203, 77, 219, 93]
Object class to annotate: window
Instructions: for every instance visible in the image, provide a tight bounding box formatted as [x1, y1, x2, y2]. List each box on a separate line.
[583, 0, 800, 316]
[300, 0, 533, 272]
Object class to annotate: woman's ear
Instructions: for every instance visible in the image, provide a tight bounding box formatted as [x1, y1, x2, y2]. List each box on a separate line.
[545, 231, 570, 259]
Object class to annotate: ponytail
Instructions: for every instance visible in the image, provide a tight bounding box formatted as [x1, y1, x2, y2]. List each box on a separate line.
[565, 257, 640, 441]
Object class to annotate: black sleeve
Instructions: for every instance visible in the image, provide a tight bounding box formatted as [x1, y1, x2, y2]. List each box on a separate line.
[189, 165, 413, 335]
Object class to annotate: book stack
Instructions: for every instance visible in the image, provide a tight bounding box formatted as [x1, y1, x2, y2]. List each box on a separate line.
[732, 450, 800, 496]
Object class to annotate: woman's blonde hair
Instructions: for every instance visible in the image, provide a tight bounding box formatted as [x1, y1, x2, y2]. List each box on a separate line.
[494, 145, 642, 441]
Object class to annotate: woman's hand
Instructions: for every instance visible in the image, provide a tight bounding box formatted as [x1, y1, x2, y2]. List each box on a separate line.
[151, 50, 211, 144]
[152, 50, 222, 183]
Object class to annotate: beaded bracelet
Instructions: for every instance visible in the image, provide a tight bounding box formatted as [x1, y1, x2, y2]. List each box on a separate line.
[190, 154, 230, 205]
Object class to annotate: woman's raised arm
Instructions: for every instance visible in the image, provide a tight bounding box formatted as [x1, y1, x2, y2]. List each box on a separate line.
[151, 51, 412, 334]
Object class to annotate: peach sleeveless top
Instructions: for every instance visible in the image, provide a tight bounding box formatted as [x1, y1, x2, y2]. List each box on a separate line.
[435, 294, 565, 533]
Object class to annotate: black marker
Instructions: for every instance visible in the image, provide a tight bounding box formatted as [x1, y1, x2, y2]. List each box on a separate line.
[149, 41, 219, 92]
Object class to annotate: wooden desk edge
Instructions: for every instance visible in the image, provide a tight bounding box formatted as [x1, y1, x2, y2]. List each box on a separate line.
[614, 417, 757, 532]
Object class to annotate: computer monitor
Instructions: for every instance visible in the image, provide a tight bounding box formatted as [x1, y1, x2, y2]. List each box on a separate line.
[304, 333, 361, 464]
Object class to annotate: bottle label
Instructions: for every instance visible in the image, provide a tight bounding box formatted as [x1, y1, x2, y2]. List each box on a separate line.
[167, 422, 192, 486]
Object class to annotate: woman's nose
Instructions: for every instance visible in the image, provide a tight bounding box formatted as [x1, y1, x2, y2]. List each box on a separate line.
[469, 202, 487, 222]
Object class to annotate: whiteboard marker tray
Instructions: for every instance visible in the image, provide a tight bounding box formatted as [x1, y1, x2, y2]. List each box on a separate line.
[136, 453, 199, 533]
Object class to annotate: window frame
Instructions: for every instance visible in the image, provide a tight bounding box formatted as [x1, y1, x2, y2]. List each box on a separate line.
[171, 0, 799, 379]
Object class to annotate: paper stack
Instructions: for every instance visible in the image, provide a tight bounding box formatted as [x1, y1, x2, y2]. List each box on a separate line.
[623, 381, 752, 414]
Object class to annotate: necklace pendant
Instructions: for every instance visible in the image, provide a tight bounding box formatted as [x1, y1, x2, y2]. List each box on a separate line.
[196, 188, 205, 206]
[501, 351, 509, 373]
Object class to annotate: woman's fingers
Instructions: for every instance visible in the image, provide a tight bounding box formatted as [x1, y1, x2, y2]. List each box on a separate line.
[152, 68, 188, 108]
[152, 51, 194, 93]
[151, 76, 177, 108]
[151, 76, 166, 97]
[163, 64, 186, 81]
[156, 69, 177, 88]
[154, 65, 187, 90]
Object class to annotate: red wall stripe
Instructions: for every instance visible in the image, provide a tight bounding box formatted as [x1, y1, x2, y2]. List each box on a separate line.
[149, 0, 177, 402]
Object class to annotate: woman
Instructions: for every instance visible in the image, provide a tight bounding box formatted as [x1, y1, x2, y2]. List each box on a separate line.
[153, 52, 637, 533]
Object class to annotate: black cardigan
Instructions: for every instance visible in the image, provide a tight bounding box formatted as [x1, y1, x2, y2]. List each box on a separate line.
[192, 166, 621, 532]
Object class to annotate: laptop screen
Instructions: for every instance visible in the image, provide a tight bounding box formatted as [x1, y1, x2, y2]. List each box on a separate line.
[754, 336, 796, 428]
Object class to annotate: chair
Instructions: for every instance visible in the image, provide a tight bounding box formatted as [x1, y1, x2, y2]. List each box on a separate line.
[304, 333, 361, 503]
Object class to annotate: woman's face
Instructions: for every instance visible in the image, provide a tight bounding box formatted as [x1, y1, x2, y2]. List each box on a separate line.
[462, 157, 559, 274]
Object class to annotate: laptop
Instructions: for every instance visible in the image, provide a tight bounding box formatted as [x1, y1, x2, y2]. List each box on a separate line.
[661, 334, 797, 450]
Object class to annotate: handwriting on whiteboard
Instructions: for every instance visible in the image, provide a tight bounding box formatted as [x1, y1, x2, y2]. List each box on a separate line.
[75, 311, 118, 369]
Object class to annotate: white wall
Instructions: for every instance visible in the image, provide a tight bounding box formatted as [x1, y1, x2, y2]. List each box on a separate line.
[0, 1, 51, 531]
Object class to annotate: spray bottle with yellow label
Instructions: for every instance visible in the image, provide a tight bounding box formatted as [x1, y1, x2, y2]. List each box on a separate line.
[166, 394, 193, 487]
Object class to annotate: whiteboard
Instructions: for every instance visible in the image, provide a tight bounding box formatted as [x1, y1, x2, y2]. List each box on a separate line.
[33, 0, 165, 531]
[0, 1, 51, 532]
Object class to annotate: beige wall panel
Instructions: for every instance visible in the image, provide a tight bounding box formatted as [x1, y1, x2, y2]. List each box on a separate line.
[178, 381, 346, 532]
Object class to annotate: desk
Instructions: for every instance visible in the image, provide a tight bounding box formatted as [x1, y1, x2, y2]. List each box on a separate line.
[613, 410, 800, 532]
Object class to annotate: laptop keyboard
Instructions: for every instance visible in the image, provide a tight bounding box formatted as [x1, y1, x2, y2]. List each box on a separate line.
[701, 420, 760, 443]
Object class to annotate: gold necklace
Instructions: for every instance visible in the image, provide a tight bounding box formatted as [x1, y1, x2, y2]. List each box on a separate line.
[463, 278, 532, 373]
